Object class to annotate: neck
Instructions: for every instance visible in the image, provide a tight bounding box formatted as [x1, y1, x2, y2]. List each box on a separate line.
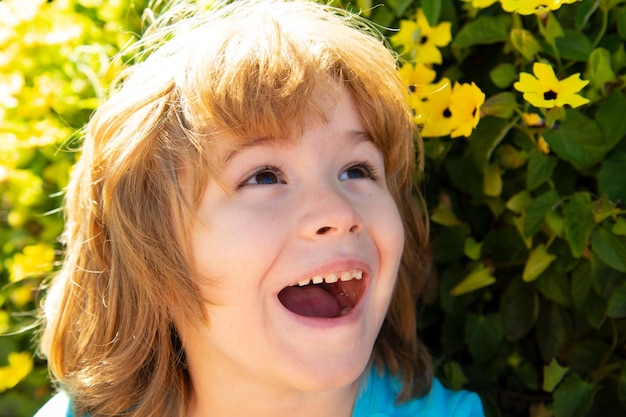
[186, 373, 360, 417]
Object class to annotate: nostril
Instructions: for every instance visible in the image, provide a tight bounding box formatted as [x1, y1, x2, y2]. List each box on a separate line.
[317, 226, 331, 235]
[349, 224, 359, 233]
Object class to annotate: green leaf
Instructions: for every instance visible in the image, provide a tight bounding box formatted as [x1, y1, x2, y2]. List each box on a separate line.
[563, 192, 595, 258]
[591, 251, 626, 297]
[584, 289, 607, 329]
[543, 358, 570, 393]
[613, 218, 626, 236]
[545, 208, 564, 238]
[496, 143, 528, 169]
[468, 117, 518, 170]
[524, 189, 560, 237]
[442, 361, 469, 390]
[421, 0, 441, 26]
[613, 44, 626, 73]
[514, 361, 540, 391]
[453, 15, 512, 47]
[450, 263, 496, 295]
[592, 194, 617, 223]
[526, 152, 557, 191]
[510, 28, 542, 60]
[576, 0, 600, 31]
[586, 48, 617, 90]
[554, 373, 598, 417]
[595, 89, 626, 151]
[554, 29, 593, 61]
[465, 313, 503, 363]
[542, 109, 606, 170]
[598, 146, 626, 201]
[431, 201, 463, 227]
[569, 339, 611, 371]
[523, 243, 557, 282]
[542, 11, 565, 45]
[617, 6, 626, 40]
[591, 227, 626, 272]
[481, 92, 518, 118]
[501, 278, 539, 340]
[432, 226, 469, 264]
[607, 281, 626, 318]
[489, 64, 518, 89]
[483, 226, 527, 262]
[483, 162, 502, 197]
[571, 261, 592, 310]
[536, 267, 572, 306]
[507, 190, 533, 214]
[537, 300, 572, 361]
[463, 237, 482, 261]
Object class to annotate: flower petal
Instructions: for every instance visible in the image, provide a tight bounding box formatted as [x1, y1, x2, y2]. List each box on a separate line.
[514, 72, 542, 93]
[557, 73, 589, 95]
[555, 93, 589, 108]
[523, 92, 556, 108]
[533, 62, 560, 88]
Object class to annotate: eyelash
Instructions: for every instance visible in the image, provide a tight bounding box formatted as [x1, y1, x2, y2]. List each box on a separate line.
[341, 161, 380, 182]
[238, 166, 284, 188]
[237, 160, 381, 189]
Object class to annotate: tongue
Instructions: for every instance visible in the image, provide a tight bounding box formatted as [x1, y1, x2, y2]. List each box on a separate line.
[278, 285, 340, 318]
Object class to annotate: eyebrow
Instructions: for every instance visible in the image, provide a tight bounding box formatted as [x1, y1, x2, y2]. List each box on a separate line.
[221, 130, 373, 166]
[221, 136, 277, 166]
[349, 130, 372, 143]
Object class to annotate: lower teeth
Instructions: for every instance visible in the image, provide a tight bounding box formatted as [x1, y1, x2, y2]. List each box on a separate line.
[339, 307, 352, 316]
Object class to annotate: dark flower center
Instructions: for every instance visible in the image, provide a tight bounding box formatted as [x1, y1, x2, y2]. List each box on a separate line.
[443, 108, 452, 118]
[544, 90, 558, 100]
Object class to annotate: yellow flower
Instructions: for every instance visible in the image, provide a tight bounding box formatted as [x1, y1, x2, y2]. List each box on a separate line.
[448, 82, 485, 138]
[522, 112, 545, 127]
[8, 242, 55, 282]
[463, 0, 499, 9]
[514, 62, 589, 108]
[416, 79, 455, 137]
[0, 352, 34, 392]
[537, 135, 550, 154]
[416, 79, 485, 138]
[399, 63, 437, 126]
[500, 0, 580, 15]
[391, 9, 452, 64]
[398, 63, 437, 90]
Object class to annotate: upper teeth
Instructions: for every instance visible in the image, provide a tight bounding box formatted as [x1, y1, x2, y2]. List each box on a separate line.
[294, 269, 363, 287]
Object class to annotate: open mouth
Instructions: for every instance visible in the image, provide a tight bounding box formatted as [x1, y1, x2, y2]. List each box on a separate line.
[277, 270, 366, 318]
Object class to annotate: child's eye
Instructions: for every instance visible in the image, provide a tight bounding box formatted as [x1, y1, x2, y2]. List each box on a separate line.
[239, 166, 285, 187]
[339, 162, 379, 181]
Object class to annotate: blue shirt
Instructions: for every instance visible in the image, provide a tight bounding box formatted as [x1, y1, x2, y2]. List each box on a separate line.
[35, 367, 484, 416]
[354, 366, 484, 416]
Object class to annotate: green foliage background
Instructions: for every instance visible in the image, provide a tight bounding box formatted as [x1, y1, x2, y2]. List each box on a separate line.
[1, 0, 625, 416]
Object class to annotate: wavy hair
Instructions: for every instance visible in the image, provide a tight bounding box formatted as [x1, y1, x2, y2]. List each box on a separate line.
[40, 1, 433, 415]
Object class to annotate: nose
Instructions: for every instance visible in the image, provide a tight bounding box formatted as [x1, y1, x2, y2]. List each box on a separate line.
[297, 182, 363, 239]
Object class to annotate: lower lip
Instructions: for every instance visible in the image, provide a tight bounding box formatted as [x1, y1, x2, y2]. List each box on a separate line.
[277, 279, 370, 329]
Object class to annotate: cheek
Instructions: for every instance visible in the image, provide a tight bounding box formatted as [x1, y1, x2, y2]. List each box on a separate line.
[375, 196, 405, 265]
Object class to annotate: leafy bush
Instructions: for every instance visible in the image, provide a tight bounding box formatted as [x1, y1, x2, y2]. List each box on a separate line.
[1, 0, 625, 416]
[0, 0, 146, 415]
[355, 1, 626, 416]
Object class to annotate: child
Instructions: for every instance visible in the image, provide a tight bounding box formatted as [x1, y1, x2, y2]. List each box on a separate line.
[36, 0, 485, 416]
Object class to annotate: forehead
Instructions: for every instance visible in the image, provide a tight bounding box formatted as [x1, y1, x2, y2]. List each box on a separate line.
[215, 87, 373, 159]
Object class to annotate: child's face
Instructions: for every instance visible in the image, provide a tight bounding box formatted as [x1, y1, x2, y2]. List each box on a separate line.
[181, 89, 405, 397]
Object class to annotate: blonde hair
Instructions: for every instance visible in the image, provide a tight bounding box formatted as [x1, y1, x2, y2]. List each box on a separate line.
[41, 1, 433, 415]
